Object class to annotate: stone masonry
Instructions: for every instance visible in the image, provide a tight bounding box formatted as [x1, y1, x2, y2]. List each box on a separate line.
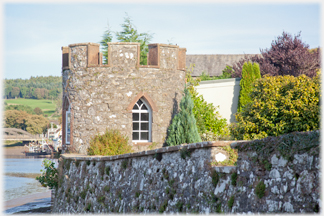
[61, 42, 186, 154]
[52, 130, 320, 214]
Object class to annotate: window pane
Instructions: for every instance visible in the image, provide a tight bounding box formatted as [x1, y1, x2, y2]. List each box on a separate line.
[141, 113, 149, 121]
[141, 123, 149, 130]
[141, 132, 149, 140]
[133, 123, 139, 130]
[67, 113, 71, 122]
[133, 104, 139, 110]
[142, 104, 148, 110]
[67, 123, 70, 133]
[132, 113, 139, 121]
[137, 99, 143, 106]
[67, 133, 70, 142]
[133, 132, 139, 140]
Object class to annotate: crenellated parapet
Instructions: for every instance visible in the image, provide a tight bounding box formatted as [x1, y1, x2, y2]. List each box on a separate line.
[62, 42, 187, 70]
[60, 41, 187, 154]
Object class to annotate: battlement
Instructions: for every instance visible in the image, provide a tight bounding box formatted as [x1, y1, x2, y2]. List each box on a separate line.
[62, 42, 186, 70]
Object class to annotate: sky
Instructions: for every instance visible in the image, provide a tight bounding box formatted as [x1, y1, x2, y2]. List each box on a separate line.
[1, 1, 322, 80]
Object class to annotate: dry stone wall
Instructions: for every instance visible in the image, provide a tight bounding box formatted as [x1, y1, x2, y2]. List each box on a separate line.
[52, 131, 320, 214]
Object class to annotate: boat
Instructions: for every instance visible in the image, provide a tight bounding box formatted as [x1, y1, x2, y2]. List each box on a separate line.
[24, 139, 53, 156]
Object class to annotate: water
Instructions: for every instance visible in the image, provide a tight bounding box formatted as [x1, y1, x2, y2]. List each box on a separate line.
[4, 158, 57, 201]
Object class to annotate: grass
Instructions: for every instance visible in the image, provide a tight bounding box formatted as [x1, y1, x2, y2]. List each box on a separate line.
[3, 141, 24, 147]
[5, 98, 57, 117]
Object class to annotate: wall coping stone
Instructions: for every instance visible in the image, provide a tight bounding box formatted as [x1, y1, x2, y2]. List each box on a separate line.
[68, 42, 99, 47]
[61, 140, 244, 161]
[199, 78, 241, 85]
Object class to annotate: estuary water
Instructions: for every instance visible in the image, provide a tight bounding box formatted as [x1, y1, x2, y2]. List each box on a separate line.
[4, 158, 56, 201]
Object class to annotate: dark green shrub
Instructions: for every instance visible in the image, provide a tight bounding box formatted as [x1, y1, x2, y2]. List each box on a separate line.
[87, 129, 132, 156]
[232, 74, 320, 140]
[166, 88, 201, 146]
[255, 181, 266, 198]
[237, 61, 261, 113]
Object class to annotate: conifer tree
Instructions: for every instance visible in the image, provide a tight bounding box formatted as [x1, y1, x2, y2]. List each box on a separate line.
[116, 13, 153, 65]
[100, 23, 113, 65]
[166, 88, 202, 146]
[237, 61, 261, 112]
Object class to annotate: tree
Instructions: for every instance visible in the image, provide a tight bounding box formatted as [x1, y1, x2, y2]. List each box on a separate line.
[166, 88, 202, 146]
[232, 32, 320, 78]
[20, 87, 28, 98]
[237, 62, 261, 112]
[34, 107, 43, 115]
[100, 23, 113, 65]
[11, 87, 20, 98]
[5, 104, 35, 115]
[116, 13, 153, 65]
[25, 114, 49, 134]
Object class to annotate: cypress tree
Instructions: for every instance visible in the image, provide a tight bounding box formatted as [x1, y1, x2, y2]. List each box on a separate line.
[237, 61, 261, 112]
[166, 88, 202, 146]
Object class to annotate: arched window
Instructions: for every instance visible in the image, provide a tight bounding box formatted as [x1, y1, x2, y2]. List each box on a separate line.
[66, 105, 71, 144]
[132, 98, 152, 142]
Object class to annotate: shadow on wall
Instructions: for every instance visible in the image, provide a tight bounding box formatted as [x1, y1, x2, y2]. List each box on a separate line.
[230, 79, 241, 123]
[164, 92, 179, 147]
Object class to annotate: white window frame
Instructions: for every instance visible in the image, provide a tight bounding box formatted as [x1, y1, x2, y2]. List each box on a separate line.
[66, 105, 71, 145]
[132, 98, 152, 142]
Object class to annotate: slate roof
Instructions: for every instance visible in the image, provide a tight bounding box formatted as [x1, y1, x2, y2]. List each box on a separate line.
[186, 54, 261, 77]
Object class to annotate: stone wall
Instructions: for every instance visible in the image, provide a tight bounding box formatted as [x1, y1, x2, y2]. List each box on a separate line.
[61, 42, 186, 154]
[52, 130, 320, 214]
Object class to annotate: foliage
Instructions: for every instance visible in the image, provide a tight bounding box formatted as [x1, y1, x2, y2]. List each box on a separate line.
[211, 145, 238, 166]
[231, 173, 238, 186]
[87, 129, 133, 156]
[231, 74, 320, 140]
[255, 181, 266, 199]
[34, 107, 43, 115]
[233, 130, 319, 165]
[199, 66, 234, 81]
[100, 23, 113, 64]
[166, 87, 201, 146]
[228, 196, 234, 209]
[210, 169, 219, 187]
[4, 110, 50, 134]
[36, 159, 58, 189]
[116, 13, 153, 65]
[232, 32, 320, 78]
[5, 104, 35, 115]
[4, 76, 62, 100]
[186, 64, 229, 140]
[237, 62, 261, 112]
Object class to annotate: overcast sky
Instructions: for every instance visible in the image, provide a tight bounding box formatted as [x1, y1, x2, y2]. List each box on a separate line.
[2, 1, 321, 80]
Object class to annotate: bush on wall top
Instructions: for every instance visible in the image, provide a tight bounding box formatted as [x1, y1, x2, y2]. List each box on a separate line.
[231, 72, 320, 140]
[87, 129, 133, 156]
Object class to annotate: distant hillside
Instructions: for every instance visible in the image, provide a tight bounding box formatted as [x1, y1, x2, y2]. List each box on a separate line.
[4, 76, 62, 100]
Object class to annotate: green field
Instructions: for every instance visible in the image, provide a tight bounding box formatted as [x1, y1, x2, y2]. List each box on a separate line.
[5, 98, 57, 117]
